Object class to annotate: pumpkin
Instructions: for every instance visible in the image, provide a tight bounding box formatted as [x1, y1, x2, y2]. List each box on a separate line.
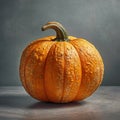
[19, 21, 104, 103]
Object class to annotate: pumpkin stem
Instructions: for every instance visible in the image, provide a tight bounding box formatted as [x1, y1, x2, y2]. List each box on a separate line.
[41, 21, 69, 41]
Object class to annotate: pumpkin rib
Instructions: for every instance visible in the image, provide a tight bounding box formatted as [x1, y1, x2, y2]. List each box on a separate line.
[70, 39, 104, 101]
[59, 42, 66, 102]
[22, 42, 42, 95]
[22, 40, 54, 100]
[44, 42, 65, 103]
[68, 41, 83, 101]
[43, 41, 57, 102]
[23, 41, 46, 98]
[70, 39, 93, 101]
[60, 42, 82, 103]
[86, 58, 104, 97]
[29, 41, 56, 101]
[20, 39, 48, 88]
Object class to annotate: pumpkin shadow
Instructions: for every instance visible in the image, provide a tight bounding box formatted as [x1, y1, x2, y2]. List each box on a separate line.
[28, 100, 88, 109]
[0, 94, 87, 109]
[24, 101, 102, 120]
[0, 95, 36, 108]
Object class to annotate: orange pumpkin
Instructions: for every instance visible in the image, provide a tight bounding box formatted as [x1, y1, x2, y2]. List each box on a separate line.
[19, 21, 104, 103]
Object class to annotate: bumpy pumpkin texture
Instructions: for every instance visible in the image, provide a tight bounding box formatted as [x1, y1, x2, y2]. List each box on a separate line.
[19, 21, 104, 103]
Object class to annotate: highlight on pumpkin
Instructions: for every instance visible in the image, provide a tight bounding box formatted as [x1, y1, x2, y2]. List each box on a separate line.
[19, 21, 104, 103]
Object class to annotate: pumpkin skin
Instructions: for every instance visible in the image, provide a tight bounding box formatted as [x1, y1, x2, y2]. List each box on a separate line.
[19, 22, 104, 103]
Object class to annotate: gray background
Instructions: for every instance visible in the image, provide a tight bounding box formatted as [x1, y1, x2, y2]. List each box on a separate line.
[0, 0, 120, 86]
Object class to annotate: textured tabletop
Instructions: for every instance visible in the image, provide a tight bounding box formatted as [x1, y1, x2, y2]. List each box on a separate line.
[0, 86, 120, 120]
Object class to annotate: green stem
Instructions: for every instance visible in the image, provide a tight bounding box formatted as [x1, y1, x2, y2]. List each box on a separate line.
[41, 21, 69, 41]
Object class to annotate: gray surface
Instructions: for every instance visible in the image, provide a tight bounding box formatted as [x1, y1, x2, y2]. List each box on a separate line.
[0, 86, 120, 120]
[0, 0, 120, 86]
